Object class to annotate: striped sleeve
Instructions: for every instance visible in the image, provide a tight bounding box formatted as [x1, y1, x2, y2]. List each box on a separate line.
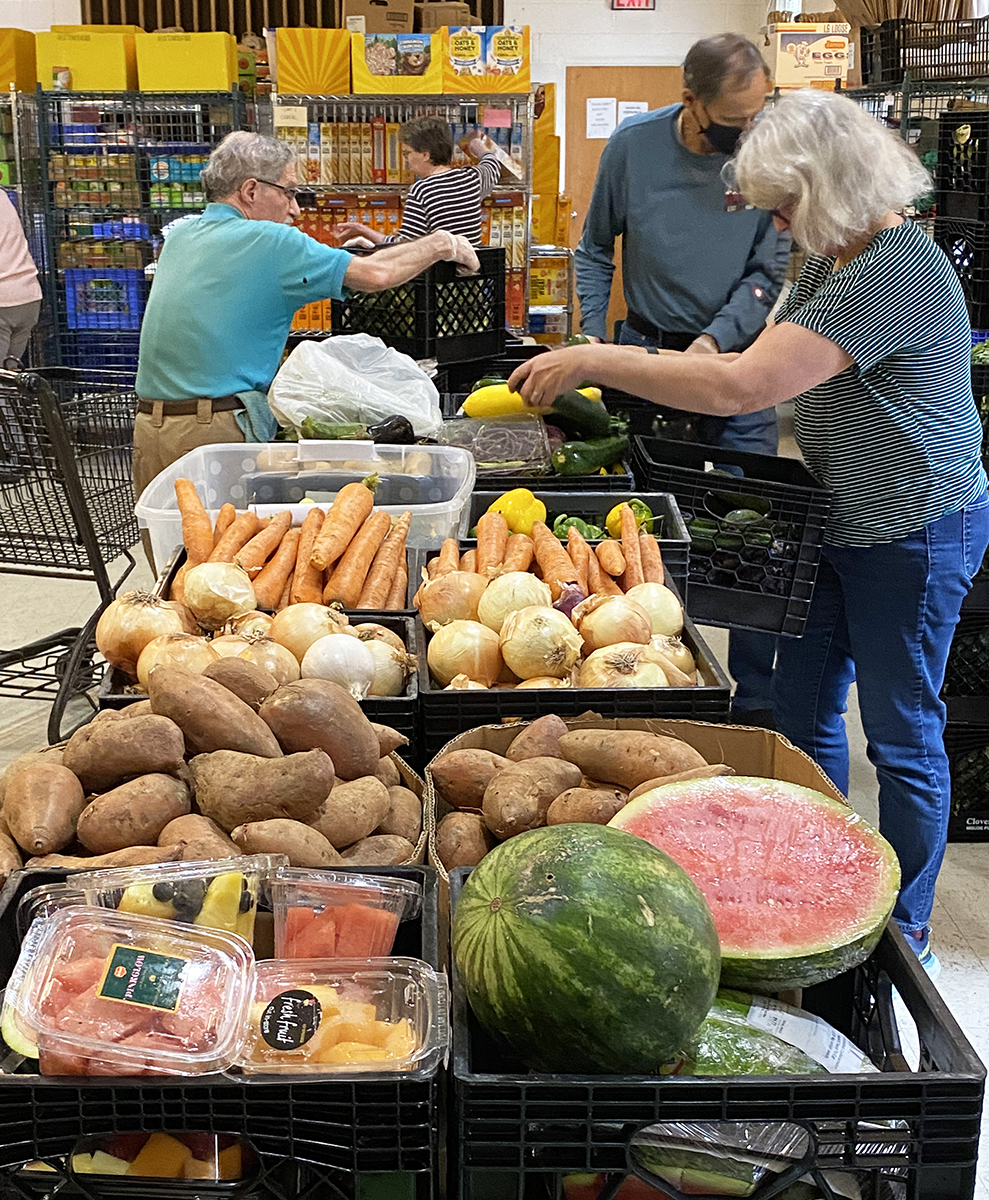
[392, 182, 431, 243]
[472, 153, 501, 198]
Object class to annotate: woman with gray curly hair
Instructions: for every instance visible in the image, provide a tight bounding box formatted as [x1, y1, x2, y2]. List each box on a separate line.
[509, 89, 989, 978]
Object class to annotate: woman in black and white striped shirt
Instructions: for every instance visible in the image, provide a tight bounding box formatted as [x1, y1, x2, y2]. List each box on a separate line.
[508, 89, 989, 980]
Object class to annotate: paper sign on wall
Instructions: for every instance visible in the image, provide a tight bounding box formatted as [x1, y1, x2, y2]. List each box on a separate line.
[586, 97, 617, 140]
[617, 100, 649, 125]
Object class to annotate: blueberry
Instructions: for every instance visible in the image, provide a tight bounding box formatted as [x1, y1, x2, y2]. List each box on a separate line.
[239, 888, 254, 914]
[152, 882, 174, 903]
[172, 879, 208, 915]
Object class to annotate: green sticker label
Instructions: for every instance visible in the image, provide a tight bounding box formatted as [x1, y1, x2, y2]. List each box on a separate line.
[97, 943, 188, 1011]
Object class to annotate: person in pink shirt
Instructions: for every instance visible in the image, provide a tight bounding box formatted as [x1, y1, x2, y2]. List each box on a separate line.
[0, 189, 41, 364]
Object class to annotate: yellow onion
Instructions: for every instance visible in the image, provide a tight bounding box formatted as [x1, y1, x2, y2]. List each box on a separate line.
[578, 642, 670, 689]
[211, 632, 301, 686]
[649, 634, 696, 675]
[96, 591, 197, 677]
[427, 620, 501, 688]
[625, 583, 684, 637]
[136, 632, 219, 691]
[445, 674, 487, 690]
[225, 610, 274, 637]
[269, 603, 352, 664]
[476, 572, 552, 633]
[499, 606, 582, 680]
[353, 622, 406, 653]
[183, 562, 256, 631]
[573, 594, 653, 653]
[416, 571, 488, 632]
[515, 676, 573, 689]
[365, 639, 417, 696]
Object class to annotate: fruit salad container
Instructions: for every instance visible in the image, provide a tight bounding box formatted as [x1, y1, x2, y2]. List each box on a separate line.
[270, 868, 422, 960]
[235, 957, 448, 1076]
[36, 1131, 258, 1186]
[2, 906, 255, 1076]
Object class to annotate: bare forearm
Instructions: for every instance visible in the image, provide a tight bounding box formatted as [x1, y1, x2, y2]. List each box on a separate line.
[342, 232, 453, 292]
[580, 344, 754, 416]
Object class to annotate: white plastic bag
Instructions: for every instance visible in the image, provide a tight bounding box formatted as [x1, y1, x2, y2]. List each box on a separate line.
[268, 334, 442, 438]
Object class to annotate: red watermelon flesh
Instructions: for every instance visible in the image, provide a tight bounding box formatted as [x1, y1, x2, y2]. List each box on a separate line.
[609, 777, 900, 992]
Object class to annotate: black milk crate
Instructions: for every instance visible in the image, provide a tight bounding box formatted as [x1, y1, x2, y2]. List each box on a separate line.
[868, 17, 989, 85]
[634, 437, 830, 637]
[946, 720, 989, 841]
[416, 580, 731, 762]
[971, 362, 989, 456]
[942, 611, 989, 724]
[440, 345, 549, 396]
[935, 111, 989, 223]
[933, 216, 989, 327]
[463, 491, 690, 600]
[447, 870, 985, 1200]
[0, 865, 441, 1199]
[330, 247, 506, 365]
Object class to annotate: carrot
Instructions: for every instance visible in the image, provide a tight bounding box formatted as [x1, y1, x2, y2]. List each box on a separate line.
[290, 506, 327, 605]
[174, 479, 213, 567]
[253, 527, 301, 611]
[436, 538, 461, 576]
[386, 554, 409, 610]
[586, 546, 621, 597]
[310, 475, 380, 571]
[322, 509, 392, 608]
[278, 569, 295, 612]
[566, 526, 590, 595]
[212, 502, 237, 547]
[359, 510, 411, 608]
[460, 548, 477, 573]
[425, 556, 440, 579]
[639, 533, 665, 585]
[503, 533, 534, 573]
[595, 540, 626, 577]
[620, 504, 644, 589]
[209, 511, 261, 563]
[235, 510, 294, 577]
[530, 520, 578, 600]
[476, 511, 509, 578]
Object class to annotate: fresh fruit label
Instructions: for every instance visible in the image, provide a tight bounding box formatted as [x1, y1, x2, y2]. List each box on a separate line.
[260, 990, 323, 1050]
[745, 995, 874, 1073]
[97, 944, 188, 1012]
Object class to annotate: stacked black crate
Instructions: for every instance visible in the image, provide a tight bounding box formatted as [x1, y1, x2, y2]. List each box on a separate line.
[934, 111, 989, 330]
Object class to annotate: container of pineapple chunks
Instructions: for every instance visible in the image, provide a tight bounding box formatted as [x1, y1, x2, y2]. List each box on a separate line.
[235, 957, 448, 1076]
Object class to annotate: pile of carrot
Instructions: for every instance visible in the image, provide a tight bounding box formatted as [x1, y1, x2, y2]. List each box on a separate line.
[422, 503, 665, 599]
[171, 476, 411, 612]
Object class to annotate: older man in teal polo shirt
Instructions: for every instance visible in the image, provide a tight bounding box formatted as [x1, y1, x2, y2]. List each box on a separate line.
[133, 130, 478, 504]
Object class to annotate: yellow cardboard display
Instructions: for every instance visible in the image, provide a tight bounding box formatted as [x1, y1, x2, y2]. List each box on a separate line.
[350, 30, 441, 94]
[36, 30, 137, 91]
[135, 32, 237, 91]
[276, 27, 350, 94]
[442, 24, 529, 94]
[0, 29, 35, 93]
[51, 25, 144, 33]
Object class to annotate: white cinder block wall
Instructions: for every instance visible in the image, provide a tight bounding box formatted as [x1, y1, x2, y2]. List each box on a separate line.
[0, 0, 82, 30]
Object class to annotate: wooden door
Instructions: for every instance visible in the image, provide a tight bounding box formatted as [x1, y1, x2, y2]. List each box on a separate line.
[564, 65, 682, 340]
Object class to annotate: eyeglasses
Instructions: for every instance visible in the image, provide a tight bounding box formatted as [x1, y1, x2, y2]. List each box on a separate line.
[769, 207, 791, 224]
[256, 178, 300, 202]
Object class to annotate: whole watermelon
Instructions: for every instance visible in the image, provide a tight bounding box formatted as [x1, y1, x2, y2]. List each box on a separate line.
[452, 823, 720, 1074]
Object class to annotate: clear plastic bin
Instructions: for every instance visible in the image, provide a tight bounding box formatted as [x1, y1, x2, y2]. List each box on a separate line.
[235, 956, 448, 1076]
[270, 868, 421, 960]
[135, 440, 476, 570]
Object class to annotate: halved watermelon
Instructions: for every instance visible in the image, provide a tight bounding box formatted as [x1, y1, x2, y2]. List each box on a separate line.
[609, 777, 900, 992]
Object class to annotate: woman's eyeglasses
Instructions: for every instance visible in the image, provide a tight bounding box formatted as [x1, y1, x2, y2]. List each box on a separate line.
[769, 207, 791, 225]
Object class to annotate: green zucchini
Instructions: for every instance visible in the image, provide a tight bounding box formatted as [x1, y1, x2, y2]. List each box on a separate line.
[551, 433, 629, 476]
[547, 389, 612, 440]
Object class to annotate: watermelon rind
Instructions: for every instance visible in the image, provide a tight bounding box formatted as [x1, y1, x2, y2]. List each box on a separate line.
[609, 778, 900, 993]
[452, 823, 721, 1075]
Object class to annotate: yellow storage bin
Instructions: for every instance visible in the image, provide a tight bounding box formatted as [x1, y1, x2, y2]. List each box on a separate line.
[442, 25, 529, 94]
[276, 28, 350, 94]
[0, 29, 35, 92]
[136, 32, 236, 91]
[36, 30, 137, 91]
[51, 25, 144, 33]
[350, 31, 441, 94]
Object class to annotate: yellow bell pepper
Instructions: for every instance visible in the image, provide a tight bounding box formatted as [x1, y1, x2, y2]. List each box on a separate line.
[605, 498, 653, 539]
[486, 489, 547, 537]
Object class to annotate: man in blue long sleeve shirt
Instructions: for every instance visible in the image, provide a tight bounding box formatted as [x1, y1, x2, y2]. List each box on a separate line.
[575, 34, 791, 724]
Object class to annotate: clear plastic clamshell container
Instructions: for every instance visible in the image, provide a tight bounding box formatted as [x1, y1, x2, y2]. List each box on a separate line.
[3, 906, 255, 1076]
[236, 957, 448, 1076]
[270, 867, 421, 960]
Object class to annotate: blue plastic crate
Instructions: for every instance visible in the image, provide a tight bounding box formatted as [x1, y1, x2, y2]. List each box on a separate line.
[63, 267, 147, 331]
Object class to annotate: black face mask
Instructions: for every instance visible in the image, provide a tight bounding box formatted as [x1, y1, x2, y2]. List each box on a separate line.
[699, 118, 744, 156]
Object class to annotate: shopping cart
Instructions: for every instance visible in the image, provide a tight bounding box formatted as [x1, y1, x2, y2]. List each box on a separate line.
[0, 367, 139, 743]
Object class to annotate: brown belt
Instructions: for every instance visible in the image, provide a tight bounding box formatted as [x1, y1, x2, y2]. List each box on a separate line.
[137, 395, 241, 416]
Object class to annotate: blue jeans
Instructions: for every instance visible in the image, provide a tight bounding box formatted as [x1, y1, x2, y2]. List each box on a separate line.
[618, 321, 778, 711]
[772, 494, 989, 934]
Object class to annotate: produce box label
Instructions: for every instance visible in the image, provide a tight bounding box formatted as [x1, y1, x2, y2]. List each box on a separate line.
[98, 943, 188, 1011]
[745, 994, 873, 1073]
[261, 989, 322, 1049]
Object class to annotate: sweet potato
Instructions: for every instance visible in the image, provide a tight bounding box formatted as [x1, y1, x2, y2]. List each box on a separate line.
[76, 774, 191, 854]
[372, 722, 409, 757]
[374, 756, 402, 789]
[0, 747, 64, 807]
[202, 658, 278, 712]
[149, 666, 283, 758]
[115, 700, 155, 719]
[430, 749, 511, 811]
[62, 714, 186, 794]
[505, 714, 568, 762]
[546, 787, 627, 827]
[158, 813, 240, 857]
[191, 748, 334, 831]
[377, 786, 422, 844]
[627, 764, 734, 799]
[310, 776, 390, 850]
[0, 825, 20, 886]
[557, 730, 708, 790]
[259, 679, 379, 780]
[340, 834, 414, 866]
[435, 812, 495, 871]
[27, 845, 181, 869]
[231, 819, 343, 868]
[482, 757, 583, 840]
[4, 763, 87, 856]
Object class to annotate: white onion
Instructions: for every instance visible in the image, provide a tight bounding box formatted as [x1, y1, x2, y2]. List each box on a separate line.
[365, 638, 417, 696]
[515, 676, 572, 689]
[427, 620, 501, 688]
[574, 594, 653, 653]
[183, 562, 256, 631]
[136, 633, 219, 691]
[625, 583, 684, 636]
[96, 591, 198, 677]
[649, 634, 695, 675]
[499, 606, 582, 680]
[301, 633, 376, 699]
[226, 610, 274, 637]
[477, 572, 552, 633]
[416, 571, 488, 632]
[578, 643, 670, 689]
[353, 622, 406, 653]
[269, 603, 352, 663]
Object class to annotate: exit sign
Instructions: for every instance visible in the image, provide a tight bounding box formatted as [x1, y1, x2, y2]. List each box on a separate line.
[612, 0, 656, 9]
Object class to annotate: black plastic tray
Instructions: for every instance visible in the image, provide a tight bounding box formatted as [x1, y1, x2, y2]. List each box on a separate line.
[447, 869, 985, 1200]
[0, 866, 441, 1197]
[945, 720, 989, 841]
[634, 437, 831, 638]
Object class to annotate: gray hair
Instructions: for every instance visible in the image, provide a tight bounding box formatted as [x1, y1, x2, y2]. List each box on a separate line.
[683, 34, 769, 103]
[200, 131, 293, 201]
[733, 89, 932, 257]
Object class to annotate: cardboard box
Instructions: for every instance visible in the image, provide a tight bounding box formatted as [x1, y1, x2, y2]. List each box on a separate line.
[276, 27, 350, 94]
[415, 2, 472, 32]
[135, 32, 236, 91]
[764, 22, 850, 91]
[350, 30, 441, 93]
[0, 29, 35, 92]
[342, 0, 414, 35]
[442, 24, 529, 94]
[36, 30, 137, 90]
